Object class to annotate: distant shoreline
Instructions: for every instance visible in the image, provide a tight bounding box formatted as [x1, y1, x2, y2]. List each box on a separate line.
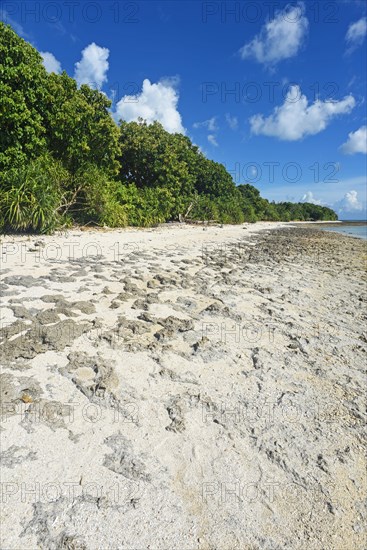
[0, 219, 357, 238]
[1, 219, 367, 241]
[309, 220, 367, 226]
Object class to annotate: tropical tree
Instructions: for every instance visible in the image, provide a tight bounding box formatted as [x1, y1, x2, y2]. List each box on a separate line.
[43, 73, 121, 175]
[0, 22, 48, 175]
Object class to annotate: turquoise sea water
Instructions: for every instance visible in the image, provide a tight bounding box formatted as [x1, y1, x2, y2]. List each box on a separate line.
[322, 224, 367, 240]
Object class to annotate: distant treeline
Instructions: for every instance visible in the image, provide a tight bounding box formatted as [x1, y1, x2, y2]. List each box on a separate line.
[0, 23, 338, 233]
[236, 184, 337, 223]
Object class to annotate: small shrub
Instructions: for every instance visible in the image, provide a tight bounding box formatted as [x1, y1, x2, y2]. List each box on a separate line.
[69, 166, 128, 227]
[0, 155, 68, 233]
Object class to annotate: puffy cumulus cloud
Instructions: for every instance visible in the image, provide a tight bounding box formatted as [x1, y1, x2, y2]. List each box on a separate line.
[74, 43, 109, 89]
[114, 78, 185, 134]
[250, 85, 356, 141]
[345, 17, 367, 53]
[193, 117, 218, 132]
[239, 2, 308, 67]
[335, 190, 363, 213]
[40, 52, 62, 74]
[340, 126, 367, 155]
[225, 114, 238, 130]
[301, 191, 323, 205]
[207, 134, 218, 147]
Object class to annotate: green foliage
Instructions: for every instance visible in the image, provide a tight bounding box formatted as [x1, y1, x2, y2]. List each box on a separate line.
[118, 119, 243, 223]
[64, 166, 127, 227]
[273, 201, 338, 221]
[43, 74, 121, 175]
[215, 193, 245, 224]
[237, 184, 270, 219]
[237, 185, 338, 222]
[116, 184, 177, 227]
[187, 192, 244, 224]
[0, 22, 120, 179]
[119, 120, 196, 209]
[0, 22, 48, 174]
[189, 195, 220, 222]
[0, 23, 338, 233]
[0, 155, 68, 233]
[193, 157, 236, 198]
[242, 204, 258, 223]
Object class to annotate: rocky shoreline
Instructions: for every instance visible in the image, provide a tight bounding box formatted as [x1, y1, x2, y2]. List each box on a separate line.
[1, 223, 366, 549]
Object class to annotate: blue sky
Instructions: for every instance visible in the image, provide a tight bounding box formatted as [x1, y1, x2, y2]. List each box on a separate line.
[1, 0, 366, 219]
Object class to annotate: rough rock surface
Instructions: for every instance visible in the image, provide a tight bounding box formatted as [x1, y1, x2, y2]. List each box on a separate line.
[0, 223, 366, 549]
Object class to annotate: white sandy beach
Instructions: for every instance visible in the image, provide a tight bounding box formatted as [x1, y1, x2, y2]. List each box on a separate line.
[0, 222, 366, 549]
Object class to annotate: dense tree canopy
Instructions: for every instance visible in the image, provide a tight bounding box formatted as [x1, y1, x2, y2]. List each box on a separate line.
[44, 73, 120, 175]
[118, 119, 244, 222]
[0, 23, 48, 173]
[0, 22, 338, 233]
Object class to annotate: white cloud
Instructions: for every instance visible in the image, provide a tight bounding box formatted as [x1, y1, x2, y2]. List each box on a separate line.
[193, 117, 219, 146]
[340, 126, 367, 155]
[345, 17, 367, 53]
[0, 8, 28, 38]
[250, 85, 356, 141]
[239, 2, 308, 67]
[159, 75, 180, 88]
[226, 114, 238, 130]
[335, 190, 363, 212]
[74, 43, 109, 89]
[40, 52, 62, 74]
[301, 191, 323, 205]
[208, 134, 218, 147]
[193, 117, 218, 131]
[114, 78, 185, 134]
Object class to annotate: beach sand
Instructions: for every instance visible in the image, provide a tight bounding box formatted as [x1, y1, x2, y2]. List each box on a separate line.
[0, 222, 366, 549]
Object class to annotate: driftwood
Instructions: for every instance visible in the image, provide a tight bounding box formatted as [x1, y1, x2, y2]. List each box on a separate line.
[183, 218, 219, 225]
[55, 185, 84, 215]
[184, 202, 194, 218]
[179, 202, 193, 223]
